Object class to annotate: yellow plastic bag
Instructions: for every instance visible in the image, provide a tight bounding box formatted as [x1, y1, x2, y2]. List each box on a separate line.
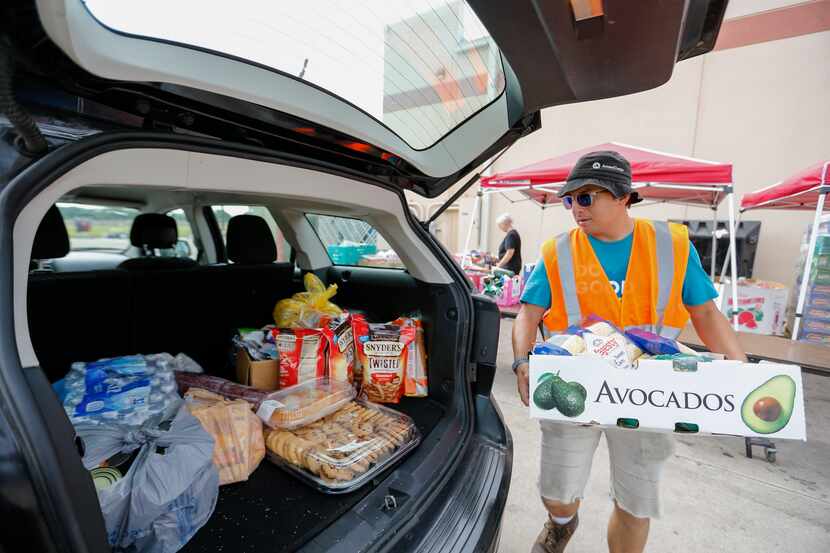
[273, 273, 342, 328]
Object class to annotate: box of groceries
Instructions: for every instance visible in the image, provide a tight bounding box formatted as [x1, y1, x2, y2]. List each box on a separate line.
[528, 319, 806, 440]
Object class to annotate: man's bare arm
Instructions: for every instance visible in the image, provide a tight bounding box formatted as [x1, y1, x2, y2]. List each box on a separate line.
[687, 300, 747, 362]
[496, 248, 515, 268]
[512, 303, 546, 406]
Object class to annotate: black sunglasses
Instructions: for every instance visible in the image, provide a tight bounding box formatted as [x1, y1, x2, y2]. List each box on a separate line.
[562, 190, 602, 210]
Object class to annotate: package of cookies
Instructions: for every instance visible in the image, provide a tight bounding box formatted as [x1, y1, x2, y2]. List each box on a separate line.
[264, 400, 421, 493]
[255, 377, 356, 430]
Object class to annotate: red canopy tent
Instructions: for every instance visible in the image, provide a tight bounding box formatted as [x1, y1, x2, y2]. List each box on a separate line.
[740, 161, 830, 341]
[471, 142, 739, 326]
[480, 142, 734, 207]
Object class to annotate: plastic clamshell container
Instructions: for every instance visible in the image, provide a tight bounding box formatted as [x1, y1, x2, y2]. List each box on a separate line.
[264, 400, 421, 494]
[256, 377, 356, 430]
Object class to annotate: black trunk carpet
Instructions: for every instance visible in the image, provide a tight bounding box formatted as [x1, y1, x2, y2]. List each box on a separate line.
[181, 397, 445, 553]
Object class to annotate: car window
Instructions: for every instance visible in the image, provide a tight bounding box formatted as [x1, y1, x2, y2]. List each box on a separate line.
[56, 202, 138, 253]
[211, 205, 292, 262]
[83, 0, 506, 150]
[166, 209, 198, 260]
[306, 213, 405, 269]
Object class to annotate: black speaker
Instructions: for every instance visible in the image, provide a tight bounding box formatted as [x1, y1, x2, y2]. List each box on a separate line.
[671, 220, 761, 278]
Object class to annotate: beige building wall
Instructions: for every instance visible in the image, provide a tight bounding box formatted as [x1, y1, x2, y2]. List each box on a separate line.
[486, 28, 830, 288]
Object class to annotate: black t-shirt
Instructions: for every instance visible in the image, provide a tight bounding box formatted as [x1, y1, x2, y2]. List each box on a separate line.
[498, 229, 522, 275]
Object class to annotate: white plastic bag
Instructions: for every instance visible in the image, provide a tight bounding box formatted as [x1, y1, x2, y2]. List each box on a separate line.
[76, 402, 219, 553]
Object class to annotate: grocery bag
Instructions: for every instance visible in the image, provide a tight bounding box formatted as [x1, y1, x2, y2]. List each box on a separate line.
[76, 402, 219, 553]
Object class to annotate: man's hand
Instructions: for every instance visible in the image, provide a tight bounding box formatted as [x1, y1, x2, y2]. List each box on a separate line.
[516, 362, 530, 406]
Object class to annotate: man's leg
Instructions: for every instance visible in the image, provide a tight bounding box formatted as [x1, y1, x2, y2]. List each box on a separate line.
[604, 429, 675, 553]
[533, 422, 601, 553]
[607, 501, 649, 553]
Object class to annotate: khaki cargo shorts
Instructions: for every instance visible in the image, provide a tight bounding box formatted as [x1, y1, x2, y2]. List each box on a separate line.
[539, 421, 675, 519]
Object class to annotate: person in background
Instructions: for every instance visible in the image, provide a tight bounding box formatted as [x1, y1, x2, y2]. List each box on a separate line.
[496, 213, 522, 275]
[512, 151, 746, 553]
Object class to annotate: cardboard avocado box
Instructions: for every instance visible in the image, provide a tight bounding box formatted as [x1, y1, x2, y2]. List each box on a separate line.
[236, 349, 280, 391]
[529, 355, 806, 440]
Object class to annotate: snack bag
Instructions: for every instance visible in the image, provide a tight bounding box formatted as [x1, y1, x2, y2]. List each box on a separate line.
[354, 318, 415, 403]
[273, 273, 343, 328]
[352, 314, 370, 385]
[577, 316, 643, 368]
[272, 328, 327, 388]
[185, 388, 265, 486]
[625, 328, 682, 356]
[320, 314, 355, 383]
[394, 317, 428, 398]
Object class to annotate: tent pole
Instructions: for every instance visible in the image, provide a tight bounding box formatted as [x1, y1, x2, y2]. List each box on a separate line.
[793, 188, 828, 341]
[460, 189, 482, 270]
[710, 207, 718, 279]
[727, 190, 739, 329]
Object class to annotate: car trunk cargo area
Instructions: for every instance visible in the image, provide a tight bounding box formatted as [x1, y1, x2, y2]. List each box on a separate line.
[26, 262, 462, 551]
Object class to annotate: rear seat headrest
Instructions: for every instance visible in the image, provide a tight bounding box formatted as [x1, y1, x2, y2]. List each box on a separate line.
[130, 213, 178, 249]
[227, 214, 277, 264]
[32, 205, 70, 260]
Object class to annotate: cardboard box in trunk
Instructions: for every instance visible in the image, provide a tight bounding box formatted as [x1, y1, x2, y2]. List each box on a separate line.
[529, 355, 806, 440]
[236, 349, 279, 391]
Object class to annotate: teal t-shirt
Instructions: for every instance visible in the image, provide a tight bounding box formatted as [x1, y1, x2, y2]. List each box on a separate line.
[521, 232, 717, 308]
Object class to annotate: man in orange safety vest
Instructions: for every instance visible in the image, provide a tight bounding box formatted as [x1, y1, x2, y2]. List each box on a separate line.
[512, 151, 746, 553]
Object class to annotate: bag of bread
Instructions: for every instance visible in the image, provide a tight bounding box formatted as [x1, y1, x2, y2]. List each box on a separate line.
[185, 388, 265, 486]
[354, 319, 415, 404]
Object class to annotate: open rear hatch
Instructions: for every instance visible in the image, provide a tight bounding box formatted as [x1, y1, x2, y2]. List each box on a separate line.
[8, 0, 726, 199]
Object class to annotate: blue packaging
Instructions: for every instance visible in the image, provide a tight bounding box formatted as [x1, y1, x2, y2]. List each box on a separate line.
[625, 328, 681, 355]
[532, 342, 572, 356]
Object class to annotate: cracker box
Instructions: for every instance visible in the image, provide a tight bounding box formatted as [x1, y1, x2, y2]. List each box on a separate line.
[529, 355, 806, 440]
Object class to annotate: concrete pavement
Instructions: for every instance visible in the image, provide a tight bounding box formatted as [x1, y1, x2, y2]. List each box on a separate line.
[493, 319, 830, 553]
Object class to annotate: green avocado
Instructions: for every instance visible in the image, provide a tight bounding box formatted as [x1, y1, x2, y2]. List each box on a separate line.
[741, 375, 796, 434]
[533, 379, 558, 411]
[549, 380, 586, 418]
[538, 372, 555, 384]
[557, 384, 586, 417]
[570, 382, 587, 402]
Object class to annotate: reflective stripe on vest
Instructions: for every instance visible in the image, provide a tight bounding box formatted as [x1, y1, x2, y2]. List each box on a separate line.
[555, 232, 582, 327]
[653, 220, 675, 330]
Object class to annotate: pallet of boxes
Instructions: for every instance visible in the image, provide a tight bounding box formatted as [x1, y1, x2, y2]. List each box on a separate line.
[529, 319, 806, 442]
[794, 224, 830, 344]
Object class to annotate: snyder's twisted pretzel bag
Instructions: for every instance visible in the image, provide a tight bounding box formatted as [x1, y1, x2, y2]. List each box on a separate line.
[352, 315, 415, 403]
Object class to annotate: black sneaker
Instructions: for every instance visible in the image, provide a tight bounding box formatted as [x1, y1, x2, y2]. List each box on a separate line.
[531, 512, 579, 553]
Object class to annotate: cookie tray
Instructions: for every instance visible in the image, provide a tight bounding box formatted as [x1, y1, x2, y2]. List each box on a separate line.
[264, 400, 421, 494]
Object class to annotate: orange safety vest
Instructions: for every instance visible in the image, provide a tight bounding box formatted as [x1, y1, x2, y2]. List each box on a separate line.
[540, 219, 690, 339]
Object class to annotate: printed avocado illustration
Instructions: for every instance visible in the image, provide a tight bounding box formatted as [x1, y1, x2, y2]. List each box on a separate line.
[533, 376, 558, 411]
[533, 372, 586, 417]
[741, 375, 796, 434]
